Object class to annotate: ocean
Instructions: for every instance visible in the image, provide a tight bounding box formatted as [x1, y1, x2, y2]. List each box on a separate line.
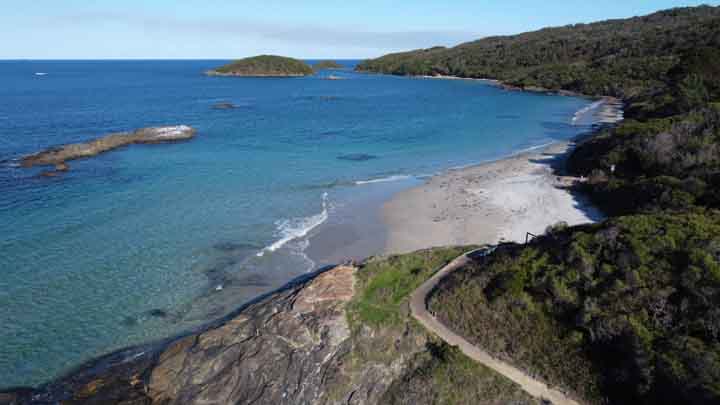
[0, 60, 595, 388]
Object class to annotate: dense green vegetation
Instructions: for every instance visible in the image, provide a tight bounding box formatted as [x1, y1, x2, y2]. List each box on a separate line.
[381, 342, 539, 405]
[430, 212, 720, 404]
[360, 5, 720, 405]
[344, 248, 536, 405]
[207, 55, 314, 76]
[566, 46, 720, 216]
[313, 60, 344, 70]
[357, 6, 720, 98]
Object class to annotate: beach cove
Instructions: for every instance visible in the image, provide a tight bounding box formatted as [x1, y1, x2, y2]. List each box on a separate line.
[0, 60, 600, 388]
[383, 98, 623, 253]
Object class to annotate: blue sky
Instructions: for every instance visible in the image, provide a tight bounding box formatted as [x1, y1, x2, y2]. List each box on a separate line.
[2, 1, 718, 59]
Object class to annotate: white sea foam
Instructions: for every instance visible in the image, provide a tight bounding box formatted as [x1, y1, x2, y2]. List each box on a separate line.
[572, 100, 605, 124]
[355, 175, 413, 185]
[289, 239, 317, 273]
[512, 141, 557, 155]
[257, 192, 329, 257]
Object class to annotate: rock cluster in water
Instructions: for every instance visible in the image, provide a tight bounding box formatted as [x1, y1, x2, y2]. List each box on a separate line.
[337, 153, 378, 162]
[21, 126, 197, 175]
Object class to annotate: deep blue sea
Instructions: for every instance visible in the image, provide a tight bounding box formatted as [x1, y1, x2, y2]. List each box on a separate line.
[0, 60, 594, 388]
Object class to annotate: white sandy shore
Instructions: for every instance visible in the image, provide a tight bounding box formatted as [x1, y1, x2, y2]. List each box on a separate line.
[383, 100, 622, 254]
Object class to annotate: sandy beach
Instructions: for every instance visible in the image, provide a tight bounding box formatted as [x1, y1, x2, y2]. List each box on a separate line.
[383, 99, 622, 253]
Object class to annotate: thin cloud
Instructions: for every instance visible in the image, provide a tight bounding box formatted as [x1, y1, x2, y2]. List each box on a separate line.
[54, 11, 481, 53]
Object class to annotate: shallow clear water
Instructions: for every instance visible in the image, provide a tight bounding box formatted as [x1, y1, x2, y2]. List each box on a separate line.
[0, 60, 593, 388]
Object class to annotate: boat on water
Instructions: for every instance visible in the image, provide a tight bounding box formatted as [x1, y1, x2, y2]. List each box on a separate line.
[34, 72, 48, 76]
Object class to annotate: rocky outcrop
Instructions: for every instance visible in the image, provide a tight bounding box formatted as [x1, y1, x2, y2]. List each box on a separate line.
[21, 126, 197, 172]
[147, 265, 356, 404]
[1, 254, 536, 405]
[1, 266, 362, 405]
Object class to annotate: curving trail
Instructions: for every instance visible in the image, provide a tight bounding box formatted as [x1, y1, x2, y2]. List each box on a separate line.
[409, 249, 582, 405]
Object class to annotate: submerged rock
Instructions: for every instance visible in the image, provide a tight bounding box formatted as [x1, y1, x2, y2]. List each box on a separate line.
[146, 309, 169, 319]
[39, 162, 70, 178]
[211, 102, 238, 110]
[212, 241, 259, 253]
[337, 153, 378, 162]
[21, 126, 197, 170]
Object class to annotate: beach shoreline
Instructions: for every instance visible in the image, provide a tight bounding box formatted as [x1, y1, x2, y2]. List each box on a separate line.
[382, 99, 623, 254]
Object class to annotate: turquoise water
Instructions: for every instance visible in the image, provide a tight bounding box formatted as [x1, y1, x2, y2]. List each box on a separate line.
[0, 60, 593, 388]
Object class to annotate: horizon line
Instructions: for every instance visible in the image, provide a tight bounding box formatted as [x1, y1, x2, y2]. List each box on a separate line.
[0, 57, 369, 61]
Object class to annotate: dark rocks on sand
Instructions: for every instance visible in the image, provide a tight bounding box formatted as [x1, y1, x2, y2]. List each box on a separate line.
[21, 126, 197, 171]
[337, 153, 378, 162]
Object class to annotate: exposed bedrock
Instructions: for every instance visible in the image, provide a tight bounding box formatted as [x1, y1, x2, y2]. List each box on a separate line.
[21, 126, 197, 171]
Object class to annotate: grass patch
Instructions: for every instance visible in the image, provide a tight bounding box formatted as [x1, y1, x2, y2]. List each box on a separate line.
[347, 246, 473, 329]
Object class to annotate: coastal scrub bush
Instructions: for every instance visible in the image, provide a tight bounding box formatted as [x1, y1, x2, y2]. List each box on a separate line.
[429, 211, 720, 404]
[380, 341, 538, 405]
[358, 7, 720, 98]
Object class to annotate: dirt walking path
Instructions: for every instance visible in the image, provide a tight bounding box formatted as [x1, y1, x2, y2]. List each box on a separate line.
[409, 249, 582, 405]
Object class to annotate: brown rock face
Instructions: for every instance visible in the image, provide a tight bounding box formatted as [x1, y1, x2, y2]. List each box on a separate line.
[21, 126, 196, 169]
[147, 265, 357, 404]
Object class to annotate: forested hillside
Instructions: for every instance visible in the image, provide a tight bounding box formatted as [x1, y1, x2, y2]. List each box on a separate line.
[362, 5, 720, 404]
[206, 55, 314, 77]
[357, 6, 720, 98]
[431, 212, 720, 404]
[566, 46, 720, 216]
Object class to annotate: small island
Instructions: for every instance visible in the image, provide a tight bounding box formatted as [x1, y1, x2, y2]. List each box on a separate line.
[313, 60, 344, 70]
[22, 125, 197, 175]
[205, 55, 314, 77]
